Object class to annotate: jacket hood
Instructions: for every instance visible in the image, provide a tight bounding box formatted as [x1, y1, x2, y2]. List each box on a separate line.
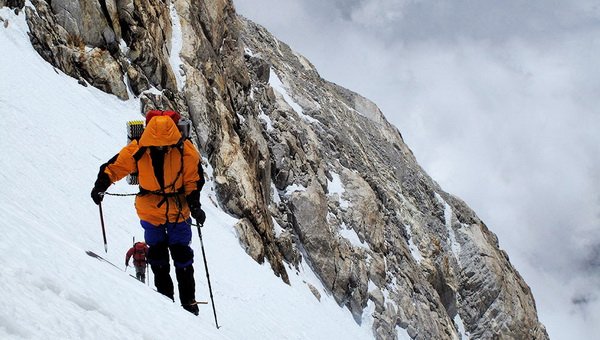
[139, 115, 182, 147]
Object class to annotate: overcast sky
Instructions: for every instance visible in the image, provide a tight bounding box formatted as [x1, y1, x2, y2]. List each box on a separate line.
[233, 1, 600, 338]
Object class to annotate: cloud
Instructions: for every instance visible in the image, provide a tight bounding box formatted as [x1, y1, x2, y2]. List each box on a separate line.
[335, 0, 600, 42]
[234, 0, 600, 337]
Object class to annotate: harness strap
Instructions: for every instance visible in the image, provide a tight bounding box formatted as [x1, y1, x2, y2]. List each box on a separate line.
[134, 139, 187, 223]
[138, 186, 186, 208]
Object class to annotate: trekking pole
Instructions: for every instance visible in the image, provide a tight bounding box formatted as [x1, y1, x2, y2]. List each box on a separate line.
[98, 202, 108, 253]
[132, 236, 135, 272]
[196, 222, 219, 328]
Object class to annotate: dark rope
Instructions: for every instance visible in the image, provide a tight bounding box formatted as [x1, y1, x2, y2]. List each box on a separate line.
[104, 192, 139, 197]
[104, 141, 191, 225]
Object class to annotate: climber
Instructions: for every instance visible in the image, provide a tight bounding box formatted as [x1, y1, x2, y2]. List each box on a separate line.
[91, 110, 206, 315]
[126, 241, 149, 283]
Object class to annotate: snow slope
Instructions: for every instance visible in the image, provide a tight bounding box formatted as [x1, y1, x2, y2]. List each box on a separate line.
[0, 8, 374, 339]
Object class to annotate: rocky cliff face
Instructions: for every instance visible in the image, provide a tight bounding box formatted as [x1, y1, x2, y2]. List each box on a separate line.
[10, 0, 548, 338]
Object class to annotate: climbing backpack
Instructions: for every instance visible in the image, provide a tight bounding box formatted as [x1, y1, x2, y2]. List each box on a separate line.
[132, 242, 147, 262]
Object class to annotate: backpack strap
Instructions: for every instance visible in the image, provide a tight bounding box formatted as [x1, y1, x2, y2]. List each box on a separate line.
[133, 142, 186, 223]
[133, 146, 147, 162]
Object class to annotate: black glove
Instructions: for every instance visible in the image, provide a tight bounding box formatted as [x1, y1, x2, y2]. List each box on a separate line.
[91, 187, 104, 205]
[186, 190, 205, 223]
[190, 204, 206, 224]
[91, 172, 111, 205]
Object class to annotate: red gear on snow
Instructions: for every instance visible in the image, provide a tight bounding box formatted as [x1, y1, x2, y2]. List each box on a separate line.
[126, 242, 149, 267]
[145, 110, 181, 125]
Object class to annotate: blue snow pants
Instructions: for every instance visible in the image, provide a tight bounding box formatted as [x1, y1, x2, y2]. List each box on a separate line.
[141, 219, 194, 268]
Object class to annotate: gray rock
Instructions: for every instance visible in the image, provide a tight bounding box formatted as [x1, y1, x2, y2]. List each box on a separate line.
[369, 288, 385, 311]
[79, 47, 128, 100]
[307, 282, 321, 301]
[25, 1, 127, 99]
[1, 0, 24, 10]
[50, 0, 114, 48]
[238, 17, 548, 340]
[289, 182, 335, 287]
[275, 231, 301, 265]
[246, 55, 270, 83]
[126, 64, 150, 96]
[234, 218, 265, 263]
[407, 325, 418, 339]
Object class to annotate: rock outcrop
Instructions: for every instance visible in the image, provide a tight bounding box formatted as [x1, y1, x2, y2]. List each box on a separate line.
[8, 0, 548, 338]
[0, 0, 24, 10]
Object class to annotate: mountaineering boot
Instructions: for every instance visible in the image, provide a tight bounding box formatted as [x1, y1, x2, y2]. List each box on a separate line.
[136, 271, 146, 283]
[176, 265, 198, 315]
[183, 302, 199, 316]
[151, 264, 174, 301]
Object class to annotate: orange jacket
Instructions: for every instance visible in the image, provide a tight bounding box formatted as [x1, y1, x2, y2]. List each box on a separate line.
[100, 116, 204, 225]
